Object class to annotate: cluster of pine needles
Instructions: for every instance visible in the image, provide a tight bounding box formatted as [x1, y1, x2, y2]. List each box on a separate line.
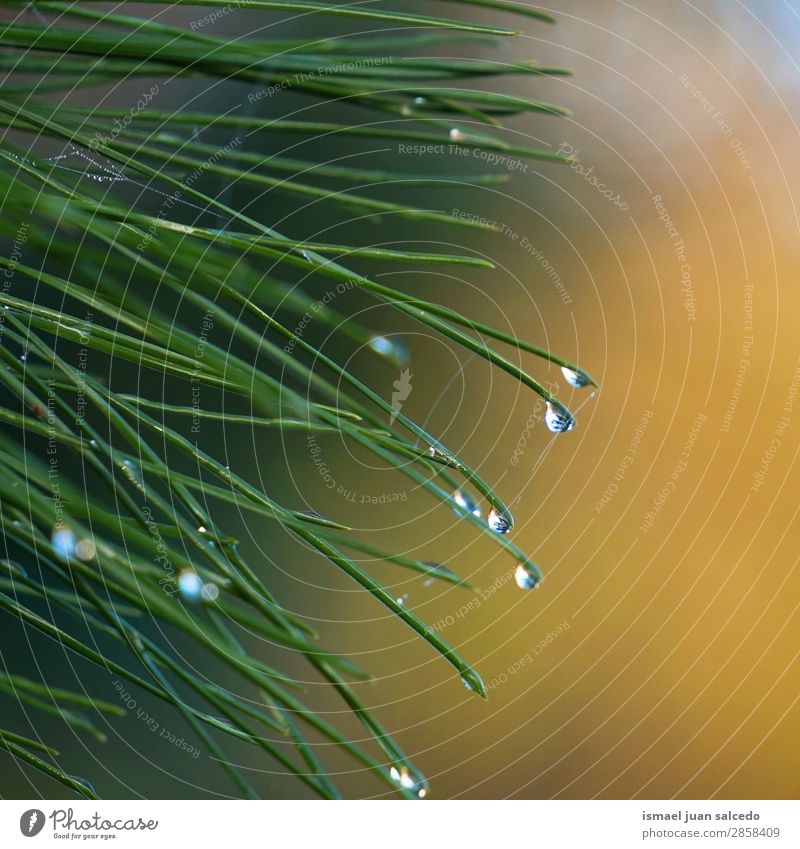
[0, 1, 595, 799]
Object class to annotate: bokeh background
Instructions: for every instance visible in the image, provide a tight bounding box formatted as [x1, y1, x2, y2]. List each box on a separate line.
[2, 0, 799, 800]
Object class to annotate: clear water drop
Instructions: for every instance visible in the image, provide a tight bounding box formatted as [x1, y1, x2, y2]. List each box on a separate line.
[461, 674, 479, 692]
[51, 526, 77, 561]
[413, 96, 427, 106]
[389, 765, 428, 798]
[201, 582, 219, 602]
[396, 593, 408, 606]
[368, 335, 409, 367]
[400, 103, 413, 117]
[121, 459, 145, 490]
[1, 559, 27, 578]
[487, 508, 512, 535]
[75, 539, 96, 562]
[561, 366, 590, 388]
[544, 401, 575, 433]
[514, 564, 541, 590]
[449, 128, 465, 142]
[452, 489, 481, 518]
[177, 569, 203, 602]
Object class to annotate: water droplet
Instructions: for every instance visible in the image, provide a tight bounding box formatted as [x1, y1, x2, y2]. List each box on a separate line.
[461, 674, 479, 692]
[69, 775, 97, 796]
[197, 525, 208, 534]
[75, 539, 96, 562]
[544, 401, 575, 433]
[396, 593, 408, 606]
[51, 526, 77, 561]
[487, 508, 512, 535]
[449, 128, 465, 142]
[1, 559, 27, 578]
[389, 765, 428, 798]
[452, 489, 481, 518]
[89, 439, 97, 448]
[561, 366, 590, 388]
[514, 564, 540, 590]
[120, 459, 145, 490]
[400, 103, 413, 117]
[177, 569, 203, 602]
[427, 445, 462, 470]
[368, 335, 409, 367]
[413, 96, 427, 106]
[201, 582, 219, 602]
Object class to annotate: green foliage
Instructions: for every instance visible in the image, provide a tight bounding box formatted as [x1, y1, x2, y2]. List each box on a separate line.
[0, 1, 593, 798]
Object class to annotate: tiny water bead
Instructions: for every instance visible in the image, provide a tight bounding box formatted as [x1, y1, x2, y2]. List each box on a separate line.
[389, 766, 428, 798]
[449, 128, 465, 142]
[120, 459, 145, 489]
[74, 539, 96, 562]
[487, 507, 512, 535]
[561, 366, 591, 388]
[514, 564, 541, 590]
[51, 526, 77, 560]
[177, 569, 203, 602]
[200, 582, 220, 602]
[544, 401, 575, 433]
[452, 489, 481, 518]
[368, 335, 410, 366]
[427, 444, 463, 470]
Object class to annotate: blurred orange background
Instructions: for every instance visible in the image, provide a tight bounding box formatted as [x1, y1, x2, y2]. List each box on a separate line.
[277, 0, 800, 800]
